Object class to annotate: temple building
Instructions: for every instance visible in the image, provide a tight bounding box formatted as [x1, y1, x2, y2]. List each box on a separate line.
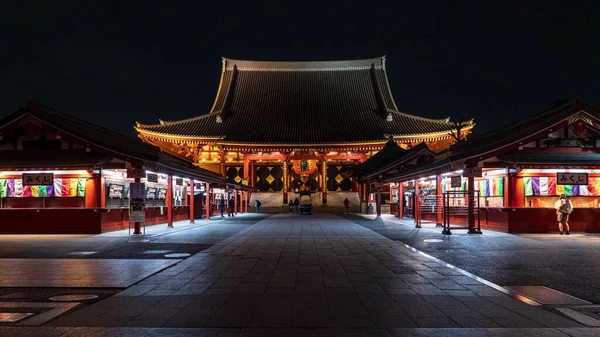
[136, 57, 474, 209]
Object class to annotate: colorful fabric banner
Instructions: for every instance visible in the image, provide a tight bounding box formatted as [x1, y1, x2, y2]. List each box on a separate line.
[54, 178, 62, 197]
[0, 178, 86, 198]
[523, 176, 600, 196]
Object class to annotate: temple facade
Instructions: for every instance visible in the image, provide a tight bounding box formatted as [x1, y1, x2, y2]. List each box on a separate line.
[136, 57, 474, 209]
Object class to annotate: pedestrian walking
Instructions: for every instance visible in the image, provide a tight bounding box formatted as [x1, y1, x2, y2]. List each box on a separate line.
[219, 197, 225, 217]
[288, 200, 294, 214]
[344, 197, 350, 214]
[228, 196, 235, 217]
[554, 194, 572, 235]
[255, 200, 261, 213]
[293, 197, 299, 214]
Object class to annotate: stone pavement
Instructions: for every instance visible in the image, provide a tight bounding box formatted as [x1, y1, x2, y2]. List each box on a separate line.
[349, 214, 600, 304]
[0, 258, 180, 287]
[41, 213, 590, 334]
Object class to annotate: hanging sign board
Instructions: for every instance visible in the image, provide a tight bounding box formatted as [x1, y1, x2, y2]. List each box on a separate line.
[557, 172, 588, 185]
[146, 173, 158, 183]
[462, 167, 482, 178]
[450, 176, 462, 188]
[175, 178, 184, 186]
[22, 173, 54, 186]
[127, 168, 146, 179]
[195, 183, 204, 191]
[129, 182, 146, 222]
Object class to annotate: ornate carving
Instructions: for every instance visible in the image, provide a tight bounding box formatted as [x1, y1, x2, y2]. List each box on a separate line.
[450, 160, 466, 170]
[568, 112, 593, 126]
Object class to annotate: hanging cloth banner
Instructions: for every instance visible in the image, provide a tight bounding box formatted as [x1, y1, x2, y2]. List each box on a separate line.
[0, 178, 86, 198]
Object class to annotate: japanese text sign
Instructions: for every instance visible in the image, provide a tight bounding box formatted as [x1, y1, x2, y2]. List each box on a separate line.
[450, 176, 462, 188]
[22, 173, 54, 186]
[557, 172, 588, 185]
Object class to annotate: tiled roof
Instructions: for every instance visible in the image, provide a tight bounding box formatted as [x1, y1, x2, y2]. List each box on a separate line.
[0, 102, 225, 183]
[354, 138, 407, 174]
[137, 57, 465, 144]
[450, 100, 600, 161]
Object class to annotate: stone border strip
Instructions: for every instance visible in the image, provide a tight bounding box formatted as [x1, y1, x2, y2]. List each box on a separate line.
[399, 242, 543, 306]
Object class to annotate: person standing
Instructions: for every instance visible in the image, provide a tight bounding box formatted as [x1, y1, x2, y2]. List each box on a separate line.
[288, 200, 294, 214]
[554, 194, 572, 235]
[228, 196, 235, 217]
[344, 197, 350, 214]
[255, 200, 261, 213]
[293, 197, 299, 214]
[219, 197, 225, 217]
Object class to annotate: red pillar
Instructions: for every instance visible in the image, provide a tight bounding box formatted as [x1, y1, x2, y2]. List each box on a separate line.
[133, 177, 142, 235]
[167, 175, 173, 228]
[398, 182, 404, 218]
[436, 174, 443, 226]
[250, 163, 255, 188]
[234, 189, 238, 215]
[189, 180, 195, 224]
[244, 157, 249, 181]
[205, 182, 210, 220]
[467, 174, 475, 234]
[505, 171, 515, 207]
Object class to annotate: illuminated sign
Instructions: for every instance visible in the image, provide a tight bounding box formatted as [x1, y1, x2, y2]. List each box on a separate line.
[557, 172, 588, 185]
[22, 173, 53, 186]
[450, 176, 462, 188]
[146, 173, 158, 183]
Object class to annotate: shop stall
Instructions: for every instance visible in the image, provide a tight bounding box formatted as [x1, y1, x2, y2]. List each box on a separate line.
[0, 102, 232, 233]
[380, 100, 600, 233]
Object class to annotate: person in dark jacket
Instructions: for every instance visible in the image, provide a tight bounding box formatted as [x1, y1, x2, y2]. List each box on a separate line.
[288, 200, 294, 214]
[228, 196, 235, 217]
[293, 197, 300, 214]
[219, 197, 225, 217]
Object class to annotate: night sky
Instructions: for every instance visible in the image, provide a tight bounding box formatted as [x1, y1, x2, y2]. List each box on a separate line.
[2, 1, 599, 137]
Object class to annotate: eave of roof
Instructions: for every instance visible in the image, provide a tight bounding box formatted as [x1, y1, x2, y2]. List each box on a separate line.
[498, 151, 600, 165]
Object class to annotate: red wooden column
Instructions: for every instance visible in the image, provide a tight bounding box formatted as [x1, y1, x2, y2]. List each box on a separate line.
[133, 177, 142, 235]
[504, 170, 515, 207]
[467, 174, 476, 234]
[376, 185, 382, 219]
[244, 156, 249, 182]
[189, 179, 195, 224]
[234, 189, 238, 215]
[436, 174, 443, 226]
[250, 163, 256, 188]
[398, 182, 404, 218]
[414, 179, 420, 227]
[167, 175, 173, 228]
[205, 182, 210, 220]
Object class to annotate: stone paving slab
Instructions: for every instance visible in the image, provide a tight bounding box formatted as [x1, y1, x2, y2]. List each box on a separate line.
[0, 259, 180, 287]
[4, 327, 600, 336]
[42, 214, 587, 330]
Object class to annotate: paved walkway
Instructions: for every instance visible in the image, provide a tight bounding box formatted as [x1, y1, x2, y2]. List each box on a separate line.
[349, 214, 600, 304]
[42, 214, 587, 332]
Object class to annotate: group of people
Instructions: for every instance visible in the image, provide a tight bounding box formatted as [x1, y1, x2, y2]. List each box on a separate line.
[218, 196, 236, 217]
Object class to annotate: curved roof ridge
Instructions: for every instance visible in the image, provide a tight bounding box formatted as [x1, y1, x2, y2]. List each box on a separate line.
[136, 110, 222, 129]
[222, 56, 386, 71]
